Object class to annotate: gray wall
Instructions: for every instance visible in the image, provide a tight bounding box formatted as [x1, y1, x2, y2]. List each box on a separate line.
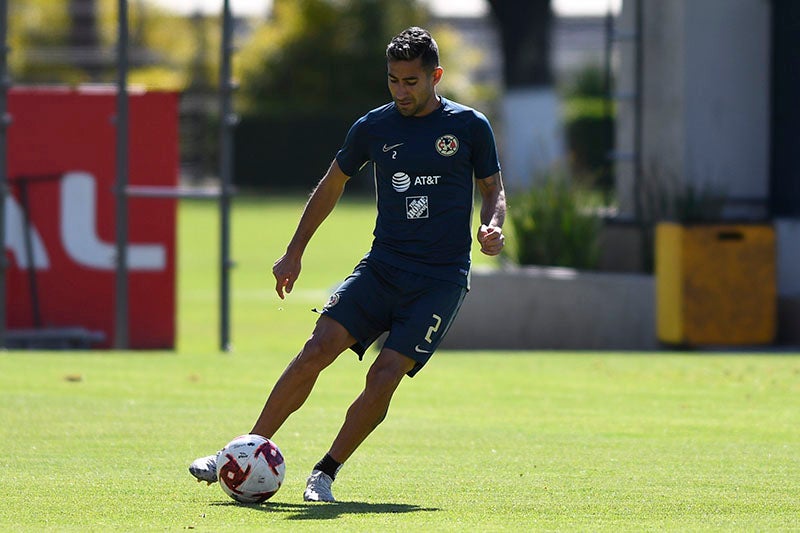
[615, 0, 771, 214]
[683, 0, 771, 202]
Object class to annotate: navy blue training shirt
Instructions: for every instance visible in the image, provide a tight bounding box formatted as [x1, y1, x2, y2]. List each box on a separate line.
[336, 97, 501, 288]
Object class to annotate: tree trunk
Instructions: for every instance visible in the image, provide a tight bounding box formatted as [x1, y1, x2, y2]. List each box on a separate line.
[68, 0, 102, 80]
[486, 0, 560, 190]
[486, 0, 553, 88]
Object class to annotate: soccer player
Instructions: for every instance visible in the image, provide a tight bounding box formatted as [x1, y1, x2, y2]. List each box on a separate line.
[190, 26, 506, 502]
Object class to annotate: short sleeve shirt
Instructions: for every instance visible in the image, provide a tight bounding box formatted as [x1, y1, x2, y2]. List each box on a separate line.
[336, 97, 500, 288]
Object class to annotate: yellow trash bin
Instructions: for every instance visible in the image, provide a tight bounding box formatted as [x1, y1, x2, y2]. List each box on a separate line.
[655, 222, 776, 346]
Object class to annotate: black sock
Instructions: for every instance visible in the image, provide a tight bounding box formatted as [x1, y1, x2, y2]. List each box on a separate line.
[314, 453, 342, 480]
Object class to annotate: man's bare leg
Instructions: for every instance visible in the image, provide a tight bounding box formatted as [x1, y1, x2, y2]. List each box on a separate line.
[304, 347, 415, 501]
[330, 347, 415, 462]
[250, 316, 356, 438]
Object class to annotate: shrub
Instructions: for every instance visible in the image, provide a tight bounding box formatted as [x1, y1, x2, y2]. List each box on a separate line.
[508, 174, 602, 269]
[561, 63, 615, 192]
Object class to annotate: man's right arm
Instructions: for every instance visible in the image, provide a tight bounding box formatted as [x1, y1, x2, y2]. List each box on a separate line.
[272, 159, 350, 299]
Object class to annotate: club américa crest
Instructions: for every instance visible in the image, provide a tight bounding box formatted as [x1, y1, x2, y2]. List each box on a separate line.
[435, 134, 459, 157]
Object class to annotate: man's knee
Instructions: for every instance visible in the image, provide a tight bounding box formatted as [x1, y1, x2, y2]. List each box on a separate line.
[366, 349, 415, 391]
[293, 317, 354, 372]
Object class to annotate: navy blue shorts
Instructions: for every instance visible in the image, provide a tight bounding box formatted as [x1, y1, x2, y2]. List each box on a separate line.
[319, 259, 467, 377]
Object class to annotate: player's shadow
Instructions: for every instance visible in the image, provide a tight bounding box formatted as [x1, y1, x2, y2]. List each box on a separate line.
[212, 500, 439, 520]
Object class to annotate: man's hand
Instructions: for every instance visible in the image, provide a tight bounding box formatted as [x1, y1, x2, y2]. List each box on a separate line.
[477, 224, 505, 256]
[270, 160, 349, 300]
[273, 253, 301, 299]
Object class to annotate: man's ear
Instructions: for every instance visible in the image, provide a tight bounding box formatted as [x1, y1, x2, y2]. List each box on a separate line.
[432, 66, 444, 85]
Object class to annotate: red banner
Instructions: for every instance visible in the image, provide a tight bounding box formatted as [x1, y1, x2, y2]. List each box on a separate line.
[5, 87, 178, 349]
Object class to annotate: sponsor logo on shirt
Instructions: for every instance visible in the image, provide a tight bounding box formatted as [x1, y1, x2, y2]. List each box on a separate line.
[435, 134, 459, 157]
[406, 196, 429, 219]
[415, 175, 441, 185]
[392, 172, 411, 192]
[392, 171, 441, 192]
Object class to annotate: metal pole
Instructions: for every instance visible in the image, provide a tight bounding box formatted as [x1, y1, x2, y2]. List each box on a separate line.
[219, 0, 235, 352]
[633, 0, 646, 269]
[0, 0, 8, 348]
[603, 5, 614, 198]
[604, 8, 613, 117]
[114, 0, 130, 349]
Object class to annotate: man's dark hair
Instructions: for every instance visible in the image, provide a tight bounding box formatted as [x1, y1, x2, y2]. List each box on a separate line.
[386, 27, 440, 70]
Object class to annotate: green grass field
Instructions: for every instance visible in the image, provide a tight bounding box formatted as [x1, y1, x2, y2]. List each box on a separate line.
[1, 197, 799, 531]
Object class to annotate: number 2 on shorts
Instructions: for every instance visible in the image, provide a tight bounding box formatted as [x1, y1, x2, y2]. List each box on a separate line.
[424, 314, 442, 343]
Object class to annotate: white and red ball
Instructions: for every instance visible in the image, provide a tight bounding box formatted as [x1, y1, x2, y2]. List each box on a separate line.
[216, 434, 285, 503]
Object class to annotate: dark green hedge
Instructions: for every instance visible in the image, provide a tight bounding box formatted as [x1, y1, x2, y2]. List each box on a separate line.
[233, 114, 372, 193]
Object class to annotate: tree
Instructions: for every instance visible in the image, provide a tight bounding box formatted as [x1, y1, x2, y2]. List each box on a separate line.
[9, 0, 216, 89]
[10, 0, 80, 83]
[235, 0, 429, 117]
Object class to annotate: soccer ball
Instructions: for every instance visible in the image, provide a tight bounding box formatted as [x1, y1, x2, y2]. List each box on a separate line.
[216, 434, 286, 503]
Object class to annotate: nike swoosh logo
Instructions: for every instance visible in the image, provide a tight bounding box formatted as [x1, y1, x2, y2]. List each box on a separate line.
[414, 345, 432, 354]
[382, 143, 404, 152]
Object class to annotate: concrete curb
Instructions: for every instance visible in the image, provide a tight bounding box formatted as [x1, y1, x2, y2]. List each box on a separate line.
[442, 266, 657, 350]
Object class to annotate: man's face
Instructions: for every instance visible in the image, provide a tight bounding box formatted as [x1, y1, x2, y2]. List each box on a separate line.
[387, 57, 443, 117]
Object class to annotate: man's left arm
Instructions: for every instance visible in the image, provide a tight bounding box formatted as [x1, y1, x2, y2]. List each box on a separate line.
[476, 172, 507, 256]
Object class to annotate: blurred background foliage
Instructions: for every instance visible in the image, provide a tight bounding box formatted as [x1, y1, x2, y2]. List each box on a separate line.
[235, 0, 488, 116]
[10, 0, 217, 88]
[507, 169, 603, 269]
[8, 0, 492, 188]
[10, 0, 487, 115]
[560, 63, 614, 195]
[235, 0, 426, 116]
